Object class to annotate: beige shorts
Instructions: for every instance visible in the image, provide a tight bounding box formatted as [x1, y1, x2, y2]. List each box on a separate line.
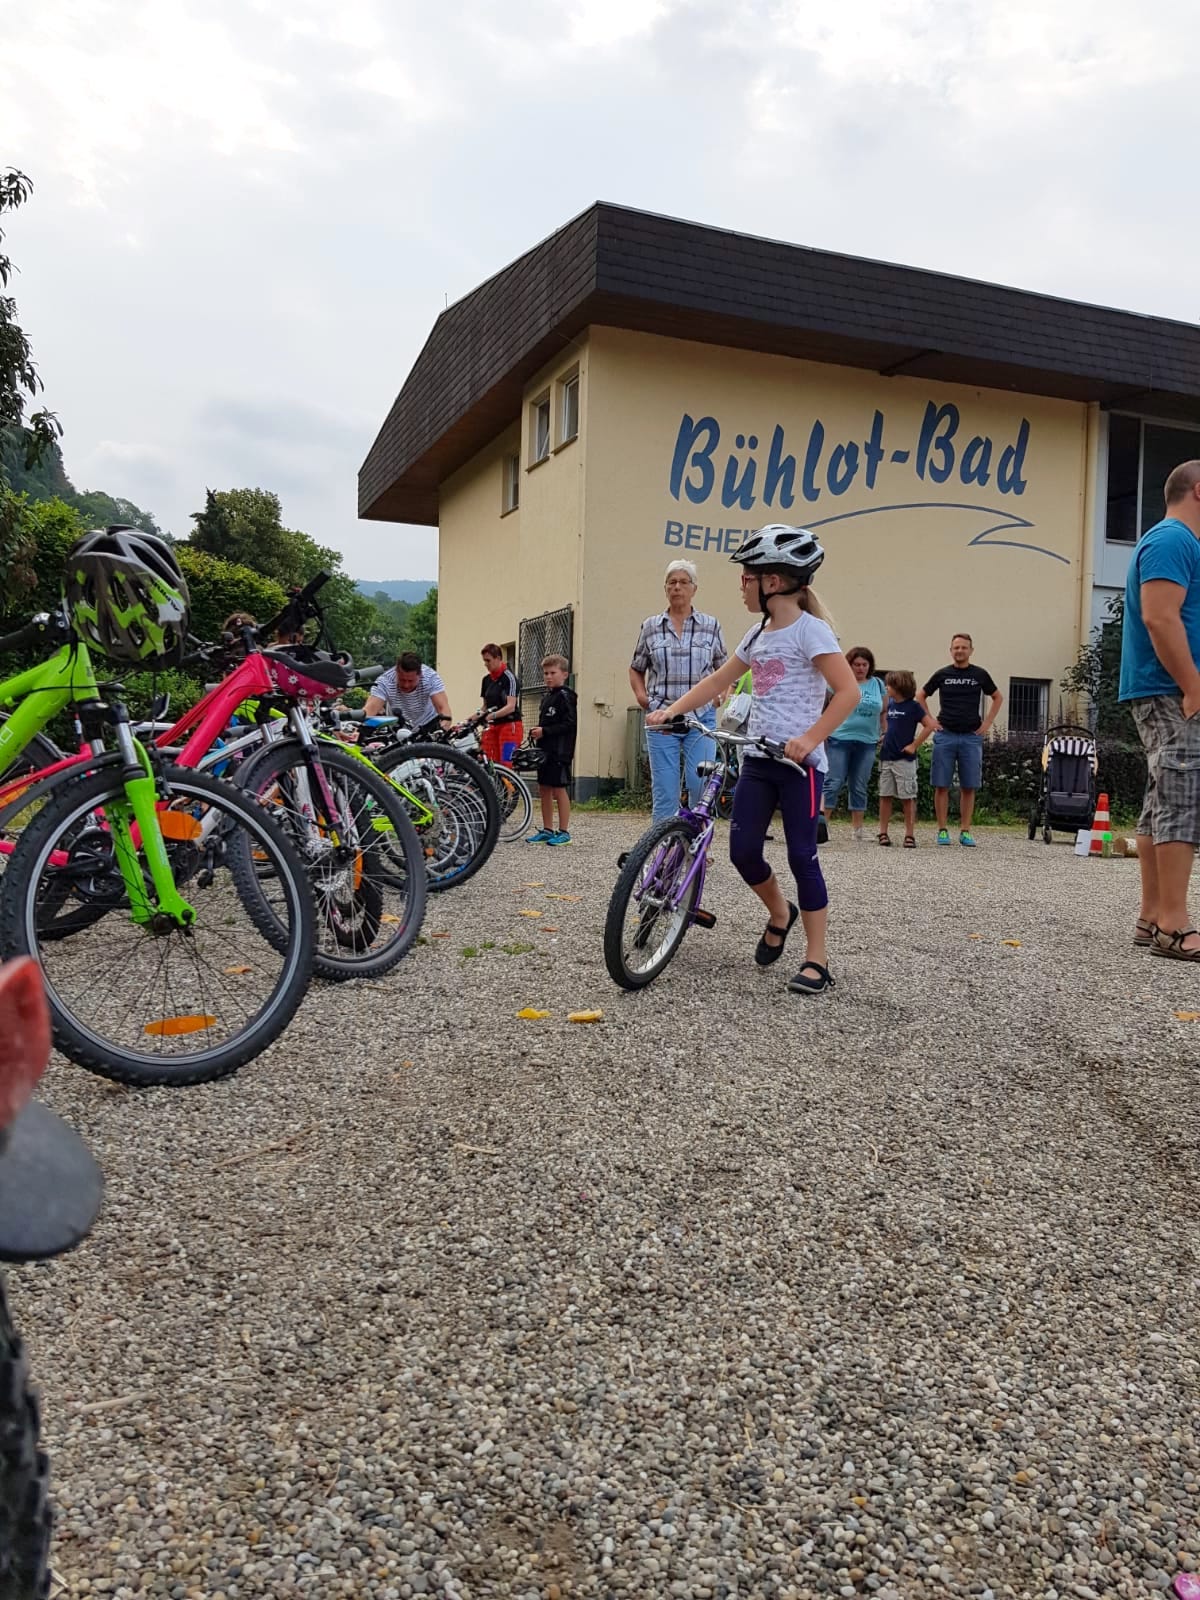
[879, 758, 918, 800]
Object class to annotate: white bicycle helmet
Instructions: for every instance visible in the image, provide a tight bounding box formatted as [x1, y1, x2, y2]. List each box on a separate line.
[729, 524, 825, 581]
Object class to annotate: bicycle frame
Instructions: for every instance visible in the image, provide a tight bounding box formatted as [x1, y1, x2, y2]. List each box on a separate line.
[0, 639, 194, 924]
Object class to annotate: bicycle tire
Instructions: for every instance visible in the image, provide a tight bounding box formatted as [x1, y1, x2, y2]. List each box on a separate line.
[0, 1280, 51, 1600]
[604, 818, 703, 991]
[372, 742, 500, 891]
[0, 766, 316, 1087]
[235, 741, 426, 980]
[493, 765, 534, 842]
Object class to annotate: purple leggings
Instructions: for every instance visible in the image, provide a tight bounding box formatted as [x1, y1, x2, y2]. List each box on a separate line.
[729, 756, 829, 912]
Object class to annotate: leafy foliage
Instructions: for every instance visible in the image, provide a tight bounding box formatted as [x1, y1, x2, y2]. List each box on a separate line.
[1061, 593, 1135, 742]
[174, 546, 286, 647]
[0, 171, 60, 471]
[406, 584, 438, 664]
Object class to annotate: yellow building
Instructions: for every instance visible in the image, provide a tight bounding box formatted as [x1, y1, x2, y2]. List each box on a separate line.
[360, 204, 1200, 795]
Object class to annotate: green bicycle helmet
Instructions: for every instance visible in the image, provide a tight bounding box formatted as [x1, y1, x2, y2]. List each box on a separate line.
[65, 527, 190, 664]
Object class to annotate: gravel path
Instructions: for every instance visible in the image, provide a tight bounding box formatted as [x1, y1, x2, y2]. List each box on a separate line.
[13, 817, 1200, 1600]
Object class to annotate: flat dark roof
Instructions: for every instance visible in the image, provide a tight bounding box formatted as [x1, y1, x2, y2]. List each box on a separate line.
[359, 202, 1200, 525]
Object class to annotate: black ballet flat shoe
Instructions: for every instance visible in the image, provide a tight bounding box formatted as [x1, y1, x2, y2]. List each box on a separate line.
[787, 961, 835, 995]
[755, 903, 799, 967]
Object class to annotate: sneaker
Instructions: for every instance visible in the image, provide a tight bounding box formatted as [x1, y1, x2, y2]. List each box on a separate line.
[937, 828, 951, 846]
[525, 828, 554, 844]
[547, 830, 572, 846]
[959, 830, 976, 848]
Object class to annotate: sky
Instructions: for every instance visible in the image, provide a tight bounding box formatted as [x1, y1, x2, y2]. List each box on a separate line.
[1, 0, 1196, 581]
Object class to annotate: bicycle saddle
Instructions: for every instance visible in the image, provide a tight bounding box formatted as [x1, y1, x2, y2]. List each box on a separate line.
[261, 649, 351, 689]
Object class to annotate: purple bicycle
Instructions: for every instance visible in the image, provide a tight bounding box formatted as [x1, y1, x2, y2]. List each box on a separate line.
[604, 713, 810, 989]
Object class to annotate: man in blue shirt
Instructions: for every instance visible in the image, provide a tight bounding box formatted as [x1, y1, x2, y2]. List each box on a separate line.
[1119, 459, 1200, 960]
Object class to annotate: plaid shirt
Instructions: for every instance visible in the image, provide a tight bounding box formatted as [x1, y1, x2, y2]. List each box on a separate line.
[630, 609, 728, 711]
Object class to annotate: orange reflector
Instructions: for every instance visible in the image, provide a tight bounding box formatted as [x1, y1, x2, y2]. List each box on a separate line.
[143, 1014, 217, 1037]
[157, 811, 203, 841]
[353, 851, 363, 890]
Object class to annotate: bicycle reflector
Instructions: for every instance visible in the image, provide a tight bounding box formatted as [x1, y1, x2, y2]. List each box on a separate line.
[143, 1014, 218, 1037]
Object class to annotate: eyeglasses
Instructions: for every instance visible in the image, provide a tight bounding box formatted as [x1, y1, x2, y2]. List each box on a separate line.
[739, 573, 758, 586]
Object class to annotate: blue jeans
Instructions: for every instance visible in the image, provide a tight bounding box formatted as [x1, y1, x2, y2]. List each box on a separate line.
[931, 730, 983, 791]
[646, 709, 716, 822]
[823, 737, 876, 814]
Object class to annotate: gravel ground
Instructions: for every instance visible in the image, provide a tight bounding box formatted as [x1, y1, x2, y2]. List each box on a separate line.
[12, 816, 1200, 1600]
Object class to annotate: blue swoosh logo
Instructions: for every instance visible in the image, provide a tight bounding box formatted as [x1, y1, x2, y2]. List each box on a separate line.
[804, 501, 1069, 566]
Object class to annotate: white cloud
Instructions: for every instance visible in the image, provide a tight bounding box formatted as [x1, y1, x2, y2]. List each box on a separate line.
[2, 0, 1197, 578]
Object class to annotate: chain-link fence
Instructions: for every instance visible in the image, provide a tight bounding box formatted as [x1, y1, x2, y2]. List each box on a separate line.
[517, 605, 573, 724]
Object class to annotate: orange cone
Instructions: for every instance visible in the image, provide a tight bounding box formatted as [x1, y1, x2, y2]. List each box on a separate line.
[1088, 792, 1110, 855]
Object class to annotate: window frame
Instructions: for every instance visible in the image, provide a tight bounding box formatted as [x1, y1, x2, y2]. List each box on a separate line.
[1007, 676, 1050, 735]
[557, 370, 580, 448]
[1104, 410, 1200, 545]
[501, 450, 520, 515]
[529, 392, 551, 467]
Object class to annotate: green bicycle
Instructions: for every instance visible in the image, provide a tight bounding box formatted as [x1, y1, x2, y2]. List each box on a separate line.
[0, 534, 317, 1087]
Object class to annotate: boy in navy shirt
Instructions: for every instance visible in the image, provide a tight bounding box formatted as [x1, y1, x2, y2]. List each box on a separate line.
[878, 670, 937, 847]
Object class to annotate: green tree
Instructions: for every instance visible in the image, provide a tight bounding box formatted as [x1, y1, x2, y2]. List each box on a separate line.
[69, 489, 161, 536]
[0, 496, 87, 623]
[175, 546, 286, 647]
[0, 427, 71, 499]
[406, 585, 437, 665]
[1061, 593, 1135, 742]
[0, 171, 61, 599]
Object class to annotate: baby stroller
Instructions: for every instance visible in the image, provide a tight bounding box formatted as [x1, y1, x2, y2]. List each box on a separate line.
[1027, 722, 1098, 843]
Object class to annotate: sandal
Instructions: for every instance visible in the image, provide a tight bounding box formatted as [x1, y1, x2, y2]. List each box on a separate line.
[1150, 927, 1200, 961]
[788, 961, 836, 995]
[755, 903, 799, 967]
[1133, 917, 1156, 948]
[877, 833, 892, 846]
[903, 835, 917, 849]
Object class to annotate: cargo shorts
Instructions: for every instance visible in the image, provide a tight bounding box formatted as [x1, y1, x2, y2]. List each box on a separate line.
[1130, 694, 1200, 845]
[879, 758, 918, 800]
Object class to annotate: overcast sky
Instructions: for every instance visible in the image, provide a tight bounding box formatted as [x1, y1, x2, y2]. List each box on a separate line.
[2, 0, 1194, 581]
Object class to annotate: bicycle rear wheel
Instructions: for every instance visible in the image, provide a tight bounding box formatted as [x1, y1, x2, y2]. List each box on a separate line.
[373, 743, 500, 891]
[236, 742, 426, 979]
[604, 817, 703, 990]
[0, 1278, 52, 1600]
[0, 766, 316, 1087]
[493, 765, 534, 842]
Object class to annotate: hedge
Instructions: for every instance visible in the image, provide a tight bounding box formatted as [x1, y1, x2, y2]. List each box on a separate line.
[628, 730, 1147, 826]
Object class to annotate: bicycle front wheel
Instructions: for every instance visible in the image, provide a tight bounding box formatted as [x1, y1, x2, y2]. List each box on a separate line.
[0, 766, 316, 1087]
[373, 743, 501, 892]
[236, 742, 426, 980]
[603, 818, 703, 990]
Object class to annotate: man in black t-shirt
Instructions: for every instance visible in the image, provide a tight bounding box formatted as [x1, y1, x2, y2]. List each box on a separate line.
[917, 633, 1003, 847]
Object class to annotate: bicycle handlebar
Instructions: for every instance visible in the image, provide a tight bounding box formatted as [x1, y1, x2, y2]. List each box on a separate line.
[0, 613, 59, 656]
[661, 712, 816, 771]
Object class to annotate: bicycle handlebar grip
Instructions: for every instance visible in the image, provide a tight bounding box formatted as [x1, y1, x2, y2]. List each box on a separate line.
[0, 614, 53, 655]
[354, 665, 384, 685]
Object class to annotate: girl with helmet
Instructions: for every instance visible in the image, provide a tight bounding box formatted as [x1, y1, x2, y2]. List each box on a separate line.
[647, 524, 859, 994]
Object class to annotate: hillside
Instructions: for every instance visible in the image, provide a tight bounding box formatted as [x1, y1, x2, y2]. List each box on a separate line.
[355, 579, 434, 603]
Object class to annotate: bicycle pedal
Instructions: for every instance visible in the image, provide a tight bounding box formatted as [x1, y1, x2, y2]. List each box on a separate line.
[690, 908, 717, 930]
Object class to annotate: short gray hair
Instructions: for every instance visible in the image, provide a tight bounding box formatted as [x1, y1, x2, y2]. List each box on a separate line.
[664, 559, 698, 585]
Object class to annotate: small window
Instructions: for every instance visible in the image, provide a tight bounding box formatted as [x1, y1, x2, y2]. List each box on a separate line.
[559, 373, 579, 445]
[502, 451, 520, 513]
[1141, 422, 1200, 535]
[530, 395, 550, 465]
[1104, 415, 1140, 544]
[1008, 677, 1049, 734]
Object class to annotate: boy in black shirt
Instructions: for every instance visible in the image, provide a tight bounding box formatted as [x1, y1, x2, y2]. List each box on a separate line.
[917, 633, 1003, 847]
[527, 655, 578, 845]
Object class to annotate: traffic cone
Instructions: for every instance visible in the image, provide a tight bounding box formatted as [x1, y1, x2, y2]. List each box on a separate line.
[1088, 793, 1110, 855]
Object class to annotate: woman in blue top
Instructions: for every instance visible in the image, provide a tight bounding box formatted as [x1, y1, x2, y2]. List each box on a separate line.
[822, 646, 886, 840]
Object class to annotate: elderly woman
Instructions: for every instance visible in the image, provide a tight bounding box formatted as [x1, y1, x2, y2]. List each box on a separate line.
[821, 645, 886, 840]
[630, 559, 728, 821]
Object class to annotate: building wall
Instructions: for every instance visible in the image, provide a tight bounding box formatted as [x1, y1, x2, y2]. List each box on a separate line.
[577, 327, 1095, 785]
[435, 338, 589, 717]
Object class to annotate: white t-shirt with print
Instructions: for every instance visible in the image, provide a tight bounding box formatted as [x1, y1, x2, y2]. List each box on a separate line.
[735, 612, 841, 772]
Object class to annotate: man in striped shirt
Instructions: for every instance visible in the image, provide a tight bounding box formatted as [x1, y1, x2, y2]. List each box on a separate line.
[364, 651, 452, 730]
